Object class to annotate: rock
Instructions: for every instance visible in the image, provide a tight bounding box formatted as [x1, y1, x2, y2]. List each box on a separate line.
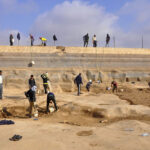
[86, 70, 93, 80]
[56, 46, 65, 52]
[62, 74, 72, 82]
[50, 74, 61, 82]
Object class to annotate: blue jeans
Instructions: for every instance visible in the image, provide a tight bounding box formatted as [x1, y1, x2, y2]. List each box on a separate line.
[77, 84, 81, 96]
[0, 84, 3, 99]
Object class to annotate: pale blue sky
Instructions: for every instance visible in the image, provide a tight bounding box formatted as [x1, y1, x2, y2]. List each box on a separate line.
[0, 0, 150, 48]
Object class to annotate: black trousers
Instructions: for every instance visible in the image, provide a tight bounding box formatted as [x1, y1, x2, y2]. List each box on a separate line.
[106, 41, 109, 47]
[0, 84, 3, 99]
[112, 86, 117, 92]
[43, 84, 48, 94]
[10, 41, 13, 46]
[86, 85, 90, 92]
[46, 95, 58, 112]
[84, 41, 88, 47]
[93, 41, 97, 47]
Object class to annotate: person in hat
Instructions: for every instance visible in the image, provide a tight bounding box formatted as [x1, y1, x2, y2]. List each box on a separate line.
[25, 85, 37, 118]
[25, 75, 37, 118]
[86, 80, 92, 92]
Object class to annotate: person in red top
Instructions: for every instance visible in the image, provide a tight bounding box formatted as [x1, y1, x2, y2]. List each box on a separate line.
[30, 34, 34, 46]
[111, 80, 118, 93]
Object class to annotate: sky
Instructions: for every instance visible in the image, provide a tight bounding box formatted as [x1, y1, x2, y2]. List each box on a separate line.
[0, 0, 150, 48]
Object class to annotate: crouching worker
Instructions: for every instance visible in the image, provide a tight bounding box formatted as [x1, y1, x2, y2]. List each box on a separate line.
[25, 85, 37, 118]
[111, 80, 118, 93]
[46, 92, 58, 113]
[86, 80, 92, 92]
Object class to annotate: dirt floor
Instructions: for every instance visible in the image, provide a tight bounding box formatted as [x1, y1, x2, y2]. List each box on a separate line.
[117, 86, 150, 106]
[0, 82, 150, 150]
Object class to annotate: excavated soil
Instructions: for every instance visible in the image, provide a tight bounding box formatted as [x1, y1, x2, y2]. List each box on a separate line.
[0, 82, 150, 150]
[1, 82, 150, 125]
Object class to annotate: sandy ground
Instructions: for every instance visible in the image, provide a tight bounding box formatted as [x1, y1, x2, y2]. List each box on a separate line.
[0, 119, 150, 150]
[0, 83, 150, 150]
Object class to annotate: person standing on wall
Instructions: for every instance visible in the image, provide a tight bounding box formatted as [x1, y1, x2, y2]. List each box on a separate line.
[74, 73, 83, 96]
[92, 34, 97, 47]
[0, 70, 3, 100]
[17, 33, 21, 46]
[105, 34, 110, 47]
[30, 34, 34, 46]
[83, 33, 89, 47]
[53, 34, 57, 46]
[39, 37, 47, 46]
[9, 34, 14, 46]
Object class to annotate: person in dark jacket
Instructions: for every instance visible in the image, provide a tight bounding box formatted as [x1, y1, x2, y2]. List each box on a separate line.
[83, 33, 89, 47]
[111, 80, 118, 93]
[29, 75, 36, 89]
[25, 74, 36, 108]
[86, 80, 92, 92]
[17, 33, 21, 45]
[53, 34, 57, 45]
[25, 75, 37, 117]
[46, 92, 58, 113]
[74, 73, 83, 96]
[25, 85, 37, 118]
[9, 34, 14, 46]
[106, 34, 110, 47]
[41, 73, 49, 94]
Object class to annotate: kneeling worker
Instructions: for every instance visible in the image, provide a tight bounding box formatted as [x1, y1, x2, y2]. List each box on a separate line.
[86, 80, 92, 92]
[111, 80, 118, 93]
[46, 92, 58, 113]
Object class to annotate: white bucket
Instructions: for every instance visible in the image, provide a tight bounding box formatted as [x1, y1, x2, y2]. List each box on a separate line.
[50, 107, 55, 113]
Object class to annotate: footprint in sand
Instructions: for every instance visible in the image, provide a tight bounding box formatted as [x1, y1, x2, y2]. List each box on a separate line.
[76, 130, 93, 136]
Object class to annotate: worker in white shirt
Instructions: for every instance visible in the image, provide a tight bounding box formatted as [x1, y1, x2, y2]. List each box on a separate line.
[92, 35, 97, 47]
[0, 70, 3, 100]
